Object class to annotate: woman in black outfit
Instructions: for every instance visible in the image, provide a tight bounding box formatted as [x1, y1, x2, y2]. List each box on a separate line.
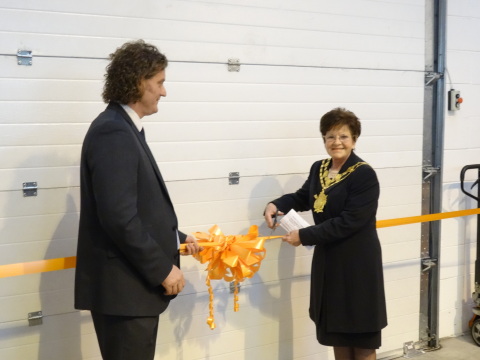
[264, 108, 387, 360]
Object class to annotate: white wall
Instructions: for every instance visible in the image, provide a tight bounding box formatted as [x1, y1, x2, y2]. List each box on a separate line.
[0, 0, 438, 359]
[440, 0, 480, 338]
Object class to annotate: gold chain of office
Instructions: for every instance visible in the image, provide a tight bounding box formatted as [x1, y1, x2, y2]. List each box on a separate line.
[313, 158, 367, 213]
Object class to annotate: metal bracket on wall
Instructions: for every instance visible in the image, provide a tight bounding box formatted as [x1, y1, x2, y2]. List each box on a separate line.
[228, 58, 240, 72]
[424, 72, 443, 86]
[28, 311, 43, 326]
[229, 282, 241, 293]
[403, 341, 424, 358]
[229, 172, 240, 185]
[422, 166, 440, 182]
[23, 182, 38, 197]
[17, 50, 33, 66]
[421, 258, 438, 272]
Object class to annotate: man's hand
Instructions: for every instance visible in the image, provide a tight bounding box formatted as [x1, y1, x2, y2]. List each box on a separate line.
[161, 265, 185, 295]
[264, 203, 284, 229]
[282, 230, 301, 247]
[181, 235, 203, 256]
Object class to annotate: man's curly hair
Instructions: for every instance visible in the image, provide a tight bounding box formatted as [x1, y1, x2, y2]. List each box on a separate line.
[102, 40, 168, 104]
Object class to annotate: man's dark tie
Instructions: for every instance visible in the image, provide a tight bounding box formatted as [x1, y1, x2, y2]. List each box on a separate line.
[140, 128, 146, 140]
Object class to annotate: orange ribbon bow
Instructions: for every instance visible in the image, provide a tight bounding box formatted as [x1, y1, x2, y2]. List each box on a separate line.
[181, 224, 280, 329]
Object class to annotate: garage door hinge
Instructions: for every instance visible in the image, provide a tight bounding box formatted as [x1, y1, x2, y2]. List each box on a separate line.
[228, 172, 240, 185]
[228, 58, 240, 72]
[425, 72, 443, 86]
[229, 281, 241, 293]
[17, 50, 33, 66]
[403, 341, 424, 357]
[421, 258, 438, 272]
[422, 166, 440, 182]
[23, 182, 38, 197]
[28, 311, 43, 326]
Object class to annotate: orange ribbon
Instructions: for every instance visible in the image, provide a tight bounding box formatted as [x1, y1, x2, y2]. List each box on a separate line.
[181, 224, 280, 329]
[3, 209, 478, 280]
[376, 208, 480, 228]
[2, 209, 480, 328]
[0, 256, 76, 278]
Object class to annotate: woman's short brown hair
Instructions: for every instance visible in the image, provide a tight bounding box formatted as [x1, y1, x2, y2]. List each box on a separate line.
[320, 107, 361, 141]
[102, 40, 168, 104]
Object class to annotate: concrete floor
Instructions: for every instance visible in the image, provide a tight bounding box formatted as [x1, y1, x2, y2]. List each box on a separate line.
[386, 334, 480, 360]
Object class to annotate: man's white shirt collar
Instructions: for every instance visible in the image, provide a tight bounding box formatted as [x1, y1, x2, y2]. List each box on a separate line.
[121, 104, 143, 132]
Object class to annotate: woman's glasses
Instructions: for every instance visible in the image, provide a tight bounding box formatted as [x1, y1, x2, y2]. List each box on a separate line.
[323, 135, 352, 143]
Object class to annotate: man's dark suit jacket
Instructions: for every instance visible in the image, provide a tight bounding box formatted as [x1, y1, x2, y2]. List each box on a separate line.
[74, 102, 186, 316]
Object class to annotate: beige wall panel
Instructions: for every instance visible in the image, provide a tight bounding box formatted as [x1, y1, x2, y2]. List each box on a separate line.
[0, 124, 420, 164]
[378, 224, 421, 245]
[381, 331, 419, 358]
[0, 5, 422, 44]
[168, 168, 420, 205]
[0, 101, 104, 125]
[0, 269, 75, 298]
[0, 77, 423, 105]
[0, 172, 422, 252]
[0, 239, 76, 265]
[443, 0, 480, 338]
[0, 312, 101, 359]
[0, 123, 87, 146]
[0, 29, 423, 72]
[441, 214, 474, 248]
[155, 102, 424, 123]
[443, 149, 480, 183]
[383, 313, 419, 339]
[0, 0, 429, 357]
[0, 213, 78, 246]
[0, 245, 420, 328]
[377, 203, 422, 220]
[387, 295, 421, 319]
[147, 136, 420, 163]
[145, 118, 422, 141]
[0, 100, 421, 126]
[384, 270, 420, 297]
[1, 0, 424, 29]
[169, 63, 424, 87]
[1, 52, 424, 86]
[0, 286, 73, 323]
[0, 145, 81, 169]
[440, 243, 469, 279]
[439, 276, 474, 335]
[379, 185, 421, 208]
[156, 153, 420, 182]
[376, 167, 421, 187]
[0, 56, 104, 81]
[0, 188, 78, 218]
[0, 167, 77, 191]
[0, 0, 424, 70]
[163, 83, 423, 104]
[382, 240, 420, 264]
[173, 191, 423, 229]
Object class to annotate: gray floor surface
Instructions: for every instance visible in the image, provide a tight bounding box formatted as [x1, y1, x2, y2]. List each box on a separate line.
[386, 334, 480, 360]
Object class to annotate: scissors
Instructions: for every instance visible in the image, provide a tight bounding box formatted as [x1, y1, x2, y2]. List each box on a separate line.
[270, 209, 280, 235]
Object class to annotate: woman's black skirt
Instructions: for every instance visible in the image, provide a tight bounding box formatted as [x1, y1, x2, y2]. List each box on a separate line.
[316, 293, 382, 349]
[317, 327, 382, 349]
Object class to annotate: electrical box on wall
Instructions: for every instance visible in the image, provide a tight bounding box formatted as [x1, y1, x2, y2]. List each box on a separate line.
[448, 89, 463, 111]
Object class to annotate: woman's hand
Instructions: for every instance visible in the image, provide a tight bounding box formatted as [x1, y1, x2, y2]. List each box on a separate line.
[264, 203, 284, 229]
[282, 230, 301, 247]
[181, 235, 203, 256]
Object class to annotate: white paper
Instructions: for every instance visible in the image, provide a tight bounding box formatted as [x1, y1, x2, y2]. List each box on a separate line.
[279, 209, 310, 233]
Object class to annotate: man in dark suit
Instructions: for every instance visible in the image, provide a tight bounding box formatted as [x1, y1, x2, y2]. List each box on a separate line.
[74, 40, 201, 360]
